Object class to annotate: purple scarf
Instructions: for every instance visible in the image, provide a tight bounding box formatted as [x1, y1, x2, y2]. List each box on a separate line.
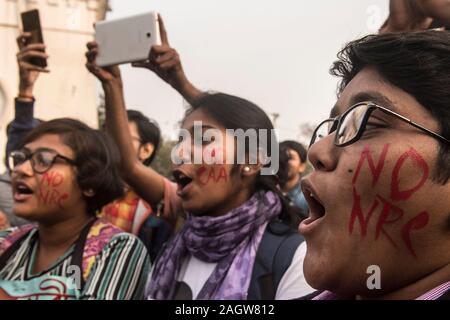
[146, 190, 281, 300]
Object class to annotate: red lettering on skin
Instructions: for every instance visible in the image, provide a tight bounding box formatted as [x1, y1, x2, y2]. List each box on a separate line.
[57, 193, 69, 208]
[374, 195, 403, 247]
[41, 171, 64, 188]
[348, 187, 379, 237]
[390, 147, 429, 201]
[38, 181, 69, 209]
[197, 166, 228, 185]
[41, 172, 53, 186]
[216, 167, 228, 183]
[207, 168, 216, 183]
[197, 166, 208, 185]
[39, 188, 68, 208]
[352, 144, 389, 186]
[401, 211, 429, 258]
[39, 187, 50, 205]
[48, 190, 61, 207]
[349, 146, 431, 257]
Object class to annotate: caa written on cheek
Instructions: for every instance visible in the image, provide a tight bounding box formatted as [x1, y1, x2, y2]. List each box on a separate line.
[196, 166, 228, 185]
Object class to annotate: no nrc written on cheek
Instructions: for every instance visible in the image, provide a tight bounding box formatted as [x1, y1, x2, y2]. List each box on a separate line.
[349, 144, 430, 258]
[38, 171, 69, 208]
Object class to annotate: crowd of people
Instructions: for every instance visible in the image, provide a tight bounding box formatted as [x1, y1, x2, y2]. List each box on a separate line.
[0, 0, 449, 300]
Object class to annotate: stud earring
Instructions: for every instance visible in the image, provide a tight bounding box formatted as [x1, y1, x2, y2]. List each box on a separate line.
[85, 189, 95, 197]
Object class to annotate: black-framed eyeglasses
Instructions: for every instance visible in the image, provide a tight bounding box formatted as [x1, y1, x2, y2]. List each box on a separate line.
[9, 148, 77, 174]
[309, 101, 450, 148]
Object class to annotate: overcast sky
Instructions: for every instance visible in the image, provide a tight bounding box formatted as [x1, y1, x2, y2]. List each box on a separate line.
[107, 0, 389, 143]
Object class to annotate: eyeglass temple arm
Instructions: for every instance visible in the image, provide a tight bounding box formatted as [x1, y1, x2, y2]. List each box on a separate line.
[380, 108, 450, 144]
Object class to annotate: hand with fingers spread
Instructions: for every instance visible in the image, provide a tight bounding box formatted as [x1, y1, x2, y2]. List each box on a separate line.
[132, 15, 202, 103]
[16, 32, 49, 101]
[85, 41, 122, 87]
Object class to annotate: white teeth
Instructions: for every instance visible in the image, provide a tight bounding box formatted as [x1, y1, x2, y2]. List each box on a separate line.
[16, 183, 32, 194]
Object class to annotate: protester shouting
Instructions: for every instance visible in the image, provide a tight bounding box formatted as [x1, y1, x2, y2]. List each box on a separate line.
[0, 119, 150, 300]
[86, 15, 313, 300]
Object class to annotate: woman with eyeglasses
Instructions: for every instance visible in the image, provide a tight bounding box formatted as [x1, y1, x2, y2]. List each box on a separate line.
[0, 118, 150, 300]
[301, 31, 450, 300]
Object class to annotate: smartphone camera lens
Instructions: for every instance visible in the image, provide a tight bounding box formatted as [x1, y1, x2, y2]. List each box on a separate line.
[146, 32, 151, 38]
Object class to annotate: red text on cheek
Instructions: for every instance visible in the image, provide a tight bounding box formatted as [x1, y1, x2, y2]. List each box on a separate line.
[38, 171, 69, 208]
[196, 166, 228, 185]
[390, 148, 429, 201]
[349, 144, 430, 258]
[352, 144, 389, 186]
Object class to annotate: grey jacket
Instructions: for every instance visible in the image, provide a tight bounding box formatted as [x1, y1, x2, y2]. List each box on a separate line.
[0, 172, 28, 226]
[1, 98, 37, 227]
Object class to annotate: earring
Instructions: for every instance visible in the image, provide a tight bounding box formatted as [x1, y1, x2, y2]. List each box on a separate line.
[244, 166, 251, 172]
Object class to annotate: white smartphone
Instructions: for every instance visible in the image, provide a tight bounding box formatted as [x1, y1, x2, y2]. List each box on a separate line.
[94, 11, 161, 67]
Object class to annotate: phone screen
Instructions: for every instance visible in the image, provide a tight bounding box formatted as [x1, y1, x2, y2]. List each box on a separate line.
[21, 9, 47, 68]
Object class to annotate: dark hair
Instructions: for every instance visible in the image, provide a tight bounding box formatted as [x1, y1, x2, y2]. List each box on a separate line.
[4, 118, 43, 169]
[186, 92, 295, 227]
[277, 144, 291, 189]
[277, 143, 308, 225]
[21, 118, 125, 215]
[279, 140, 307, 163]
[127, 110, 161, 166]
[330, 30, 450, 184]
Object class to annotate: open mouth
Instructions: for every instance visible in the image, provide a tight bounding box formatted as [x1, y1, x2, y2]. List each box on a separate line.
[172, 169, 193, 192]
[15, 182, 34, 195]
[299, 180, 326, 233]
[304, 188, 325, 220]
[13, 181, 34, 202]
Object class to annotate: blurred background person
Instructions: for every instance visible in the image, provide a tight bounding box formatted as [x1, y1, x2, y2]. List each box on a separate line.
[279, 140, 309, 222]
[100, 109, 172, 262]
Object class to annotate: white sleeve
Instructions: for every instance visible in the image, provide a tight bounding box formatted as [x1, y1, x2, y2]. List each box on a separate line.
[275, 241, 315, 300]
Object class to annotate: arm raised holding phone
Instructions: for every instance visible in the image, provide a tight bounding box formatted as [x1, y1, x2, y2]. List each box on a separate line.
[85, 43, 166, 205]
[16, 32, 49, 101]
[85, 15, 199, 209]
[1, 32, 47, 228]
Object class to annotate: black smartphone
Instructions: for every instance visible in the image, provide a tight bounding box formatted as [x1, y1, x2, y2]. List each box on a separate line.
[21, 9, 47, 68]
